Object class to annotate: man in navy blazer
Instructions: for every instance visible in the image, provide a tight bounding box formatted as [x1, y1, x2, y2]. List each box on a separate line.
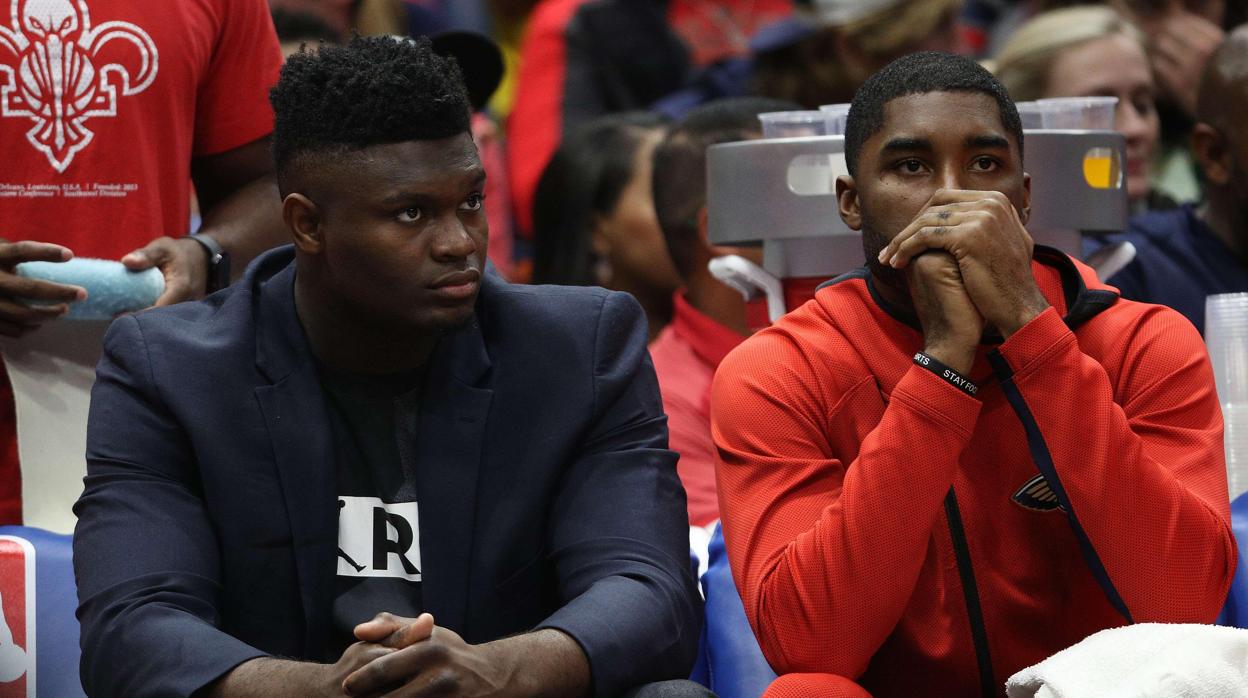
[73, 36, 704, 698]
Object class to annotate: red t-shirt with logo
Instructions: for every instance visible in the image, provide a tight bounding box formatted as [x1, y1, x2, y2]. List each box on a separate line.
[0, 0, 281, 256]
[0, 0, 283, 522]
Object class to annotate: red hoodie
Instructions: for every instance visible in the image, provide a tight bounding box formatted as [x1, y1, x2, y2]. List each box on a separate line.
[712, 248, 1237, 696]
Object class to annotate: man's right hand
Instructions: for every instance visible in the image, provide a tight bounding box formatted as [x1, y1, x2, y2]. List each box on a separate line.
[204, 638, 411, 698]
[1141, 7, 1225, 117]
[907, 251, 982, 376]
[317, 640, 406, 697]
[203, 614, 435, 698]
[0, 239, 86, 337]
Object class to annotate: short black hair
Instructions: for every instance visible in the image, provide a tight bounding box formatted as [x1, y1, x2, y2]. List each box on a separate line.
[652, 97, 800, 280]
[270, 35, 472, 189]
[531, 112, 669, 286]
[844, 51, 1023, 176]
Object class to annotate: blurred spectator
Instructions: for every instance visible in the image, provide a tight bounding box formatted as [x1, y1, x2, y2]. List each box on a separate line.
[753, 0, 962, 108]
[416, 1, 541, 122]
[0, 0, 286, 523]
[1103, 27, 1248, 334]
[1111, 0, 1226, 117]
[649, 96, 797, 526]
[532, 112, 679, 341]
[481, 1, 542, 123]
[268, 0, 357, 35]
[266, 0, 415, 37]
[272, 8, 344, 56]
[961, 0, 1108, 57]
[351, 0, 538, 121]
[994, 6, 1168, 210]
[507, 0, 791, 239]
[1110, 0, 1228, 203]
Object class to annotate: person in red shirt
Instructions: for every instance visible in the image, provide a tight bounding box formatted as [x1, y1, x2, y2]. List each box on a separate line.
[649, 96, 797, 527]
[711, 51, 1237, 697]
[0, 0, 287, 523]
[506, 0, 792, 239]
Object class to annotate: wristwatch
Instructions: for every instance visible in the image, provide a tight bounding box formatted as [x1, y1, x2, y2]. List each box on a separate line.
[188, 233, 231, 294]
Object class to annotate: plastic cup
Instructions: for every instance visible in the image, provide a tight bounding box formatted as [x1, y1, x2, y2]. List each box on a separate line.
[1035, 96, 1117, 130]
[758, 111, 828, 138]
[1206, 292, 1248, 500]
[1015, 101, 1045, 130]
[818, 104, 851, 136]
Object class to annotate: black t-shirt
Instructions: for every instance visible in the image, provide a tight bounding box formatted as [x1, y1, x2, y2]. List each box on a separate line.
[319, 363, 426, 654]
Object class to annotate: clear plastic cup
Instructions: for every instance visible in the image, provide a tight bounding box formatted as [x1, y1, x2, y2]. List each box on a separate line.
[818, 104, 851, 136]
[758, 111, 828, 138]
[1034, 96, 1118, 130]
[1206, 292, 1248, 499]
[1015, 101, 1045, 130]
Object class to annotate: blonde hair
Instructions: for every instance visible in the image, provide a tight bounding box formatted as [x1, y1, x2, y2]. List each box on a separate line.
[843, 0, 962, 57]
[993, 5, 1147, 102]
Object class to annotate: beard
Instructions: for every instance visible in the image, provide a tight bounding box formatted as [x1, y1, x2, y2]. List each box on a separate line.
[859, 208, 909, 296]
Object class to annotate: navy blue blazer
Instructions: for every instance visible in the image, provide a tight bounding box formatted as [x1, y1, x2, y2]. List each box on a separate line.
[73, 247, 701, 697]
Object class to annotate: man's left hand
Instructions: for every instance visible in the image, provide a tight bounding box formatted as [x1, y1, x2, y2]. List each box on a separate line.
[343, 618, 515, 697]
[878, 189, 1049, 338]
[121, 236, 208, 307]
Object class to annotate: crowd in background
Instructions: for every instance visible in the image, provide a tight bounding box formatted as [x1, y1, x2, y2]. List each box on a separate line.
[3, 2, 1248, 694]
[3, 0, 1248, 526]
[265, 0, 1244, 299]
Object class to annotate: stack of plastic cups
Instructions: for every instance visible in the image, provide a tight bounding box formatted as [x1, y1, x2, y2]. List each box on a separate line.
[1206, 292, 1248, 502]
[758, 110, 834, 195]
[1035, 96, 1117, 129]
[757, 111, 828, 138]
[819, 104, 851, 136]
[1015, 101, 1045, 130]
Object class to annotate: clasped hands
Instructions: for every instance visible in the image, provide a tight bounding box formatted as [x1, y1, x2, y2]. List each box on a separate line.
[876, 189, 1049, 375]
[325, 612, 515, 698]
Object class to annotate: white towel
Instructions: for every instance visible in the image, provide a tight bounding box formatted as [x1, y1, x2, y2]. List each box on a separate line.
[1006, 623, 1248, 698]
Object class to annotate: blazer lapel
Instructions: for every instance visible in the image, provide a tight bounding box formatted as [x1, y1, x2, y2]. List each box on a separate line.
[414, 313, 493, 635]
[253, 264, 338, 658]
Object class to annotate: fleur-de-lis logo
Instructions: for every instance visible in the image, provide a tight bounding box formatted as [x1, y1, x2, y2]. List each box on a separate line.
[0, 0, 158, 172]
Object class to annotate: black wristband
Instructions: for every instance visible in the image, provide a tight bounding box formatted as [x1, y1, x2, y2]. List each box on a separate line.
[913, 351, 978, 397]
[188, 233, 230, 294]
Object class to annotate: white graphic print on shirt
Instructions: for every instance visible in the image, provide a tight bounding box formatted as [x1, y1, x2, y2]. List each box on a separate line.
[0, 0, 158, 172]
[337, 496, 422, 582]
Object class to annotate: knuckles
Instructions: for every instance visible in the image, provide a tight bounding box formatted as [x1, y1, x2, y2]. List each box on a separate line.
[426, 669, 461, 694]
[423, 642, 450, 663]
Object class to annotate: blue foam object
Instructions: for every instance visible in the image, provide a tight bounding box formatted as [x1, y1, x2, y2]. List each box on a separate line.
[15, 258, 164, 320]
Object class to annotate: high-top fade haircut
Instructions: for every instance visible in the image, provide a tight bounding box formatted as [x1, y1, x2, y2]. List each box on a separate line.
[844, 51, 1023, 177]
[269, 35, 472, 193]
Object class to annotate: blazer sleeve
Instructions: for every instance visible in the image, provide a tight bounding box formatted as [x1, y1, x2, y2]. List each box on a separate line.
[989, 306, 1236, 623]
[73, 315, 267, 698]
[535, 291, 702, 696]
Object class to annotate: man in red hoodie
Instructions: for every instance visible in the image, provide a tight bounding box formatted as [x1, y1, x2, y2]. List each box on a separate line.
[711, 51, 1237, 698]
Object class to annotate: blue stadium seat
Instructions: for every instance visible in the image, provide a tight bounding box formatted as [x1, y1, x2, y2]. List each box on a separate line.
[0, 526, 85, 697]
[700, 523, 776, 697]
[1217, 491, 1248, 628]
